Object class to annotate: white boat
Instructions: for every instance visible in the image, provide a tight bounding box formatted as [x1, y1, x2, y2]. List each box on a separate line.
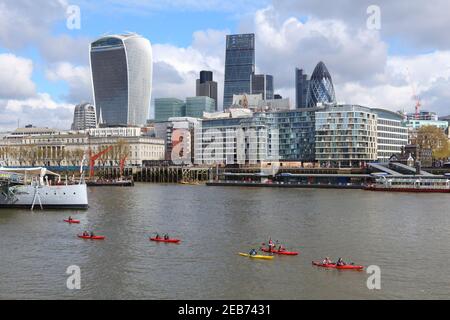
[0, 167, 88, 209]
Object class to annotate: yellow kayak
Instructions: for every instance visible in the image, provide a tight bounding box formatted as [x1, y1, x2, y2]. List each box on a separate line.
[238, 252, 274, 260]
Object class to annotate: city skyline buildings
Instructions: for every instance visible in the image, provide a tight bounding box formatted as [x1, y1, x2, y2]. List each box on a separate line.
[307, 61, 337, 108]
[223, 33, 255, 109]
[196, 71, 218, 111]
[251, 73, 274, 101]
[90, 33, 153, 127]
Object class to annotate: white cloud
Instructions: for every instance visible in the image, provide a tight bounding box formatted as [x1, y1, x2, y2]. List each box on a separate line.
[0, 54, 36, 99]
[45, 62, 92, 103]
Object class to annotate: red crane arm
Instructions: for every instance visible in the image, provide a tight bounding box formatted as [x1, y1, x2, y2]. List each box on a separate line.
[89, 145, 114, 178]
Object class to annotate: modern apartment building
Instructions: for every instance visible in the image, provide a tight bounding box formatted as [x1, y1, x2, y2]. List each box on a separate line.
[315, 105, 378, 167]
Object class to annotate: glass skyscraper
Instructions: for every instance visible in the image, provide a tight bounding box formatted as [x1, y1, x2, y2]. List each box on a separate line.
[307, 61, 336, 108]
[295, 68, 309, 109]
[251, 74, 274, 100]
[90, 33, 152, 126]
[223, 33, 255, 109]
[196, 71, 218, 111]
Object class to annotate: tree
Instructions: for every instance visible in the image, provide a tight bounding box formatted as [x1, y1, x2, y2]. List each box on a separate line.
[414, 125, 450, 159]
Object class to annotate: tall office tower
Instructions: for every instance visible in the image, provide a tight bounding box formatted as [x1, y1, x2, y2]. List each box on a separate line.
[71, 102, 97, 130]
[307, 61, 336, 108]
[295, 68, 310, 109]
[223, 33, 255, 109]
[251, 74, 274, 100]
[90, 33, 153, 126]
[196, 70, 218, 110]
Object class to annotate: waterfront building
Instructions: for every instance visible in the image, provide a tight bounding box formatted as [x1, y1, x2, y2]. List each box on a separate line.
[90, 33, 152, 126]
[0, 127, 164, 167]
[194, 111, 270, 165]
[166, 117, 200, 164]
[307, 61, 336, 108]
[262, 107, 322, 162]
[223, 33, 255, 108]
[371, 108, 409, 163]
[71, 103, 97, 130]
[295, 68, 309, 109]
[185, 96, 216, 118]
[196, 71, 218, 110]
[154, 98, 186, 122]
[251, 74, 274, 100]
[315, 105, 378, 167]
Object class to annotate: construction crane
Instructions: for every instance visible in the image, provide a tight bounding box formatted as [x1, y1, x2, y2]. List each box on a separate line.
[406, 67, 421, 119]
[119, 155, 127, 178]
[89, 145, 113, 179]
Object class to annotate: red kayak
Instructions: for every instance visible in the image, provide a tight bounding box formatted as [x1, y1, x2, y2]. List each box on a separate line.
[261, 247, 299, 255]
[312, 261, 363, 270]
[64, 219, 80, 224]
[150, 237, 180, 243]
[78, 235, 105, 240]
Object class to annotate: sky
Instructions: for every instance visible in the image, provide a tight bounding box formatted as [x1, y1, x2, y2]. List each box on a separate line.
[1, 0, 450, 131]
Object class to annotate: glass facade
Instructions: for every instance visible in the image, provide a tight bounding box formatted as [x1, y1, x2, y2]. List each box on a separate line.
[295, 68, 309, 109]
[223, 34, 255, 108]
[154, 98, 186, 122]
[251, 74, 274, 100]
[185, 96, 216, 118]
[90, 34, 152, 126]
[307, 61, 336, 108]
[315, 105, 378, 167]
[262, 108, 319, 162]
[196, 71, 218, 110]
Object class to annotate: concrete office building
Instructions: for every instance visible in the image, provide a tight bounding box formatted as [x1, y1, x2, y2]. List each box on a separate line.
[71, 103, 97, 130]
[90, 33, 152, 126]
[372, 108, 409, 163]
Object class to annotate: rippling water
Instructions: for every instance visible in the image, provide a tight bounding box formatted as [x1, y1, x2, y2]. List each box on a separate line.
[1, 183, 449, 299]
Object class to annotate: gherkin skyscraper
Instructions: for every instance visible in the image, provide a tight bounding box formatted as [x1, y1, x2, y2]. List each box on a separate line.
[307, 61, 336, 107]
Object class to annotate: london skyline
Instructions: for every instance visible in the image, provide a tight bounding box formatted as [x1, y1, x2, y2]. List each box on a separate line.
[1, 0, 450, 131]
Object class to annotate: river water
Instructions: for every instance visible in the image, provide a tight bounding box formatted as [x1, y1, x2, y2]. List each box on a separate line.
[0, 183, 449, 299]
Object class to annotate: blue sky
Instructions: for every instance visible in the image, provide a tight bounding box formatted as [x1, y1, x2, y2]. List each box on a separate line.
[1, 0, 449, 130]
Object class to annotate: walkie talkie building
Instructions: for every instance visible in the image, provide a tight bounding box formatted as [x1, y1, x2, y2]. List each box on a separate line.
[90, 33, 152, 126]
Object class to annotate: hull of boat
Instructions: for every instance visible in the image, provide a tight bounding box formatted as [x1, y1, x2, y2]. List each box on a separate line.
[0, 184, 88, 209]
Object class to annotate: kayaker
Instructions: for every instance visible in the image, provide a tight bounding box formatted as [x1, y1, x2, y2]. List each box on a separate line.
[249, 248, 257, 256]
[90, 231, 95, 238]
[155, 233, 161, 240]
[164, 234, 169, 240]
[83, 231, 89, 237]
[322, 257, 332, 265]
[278, 245, 285, 252]
[336, 258, 345, 266]
[68, 216, 73, 221]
